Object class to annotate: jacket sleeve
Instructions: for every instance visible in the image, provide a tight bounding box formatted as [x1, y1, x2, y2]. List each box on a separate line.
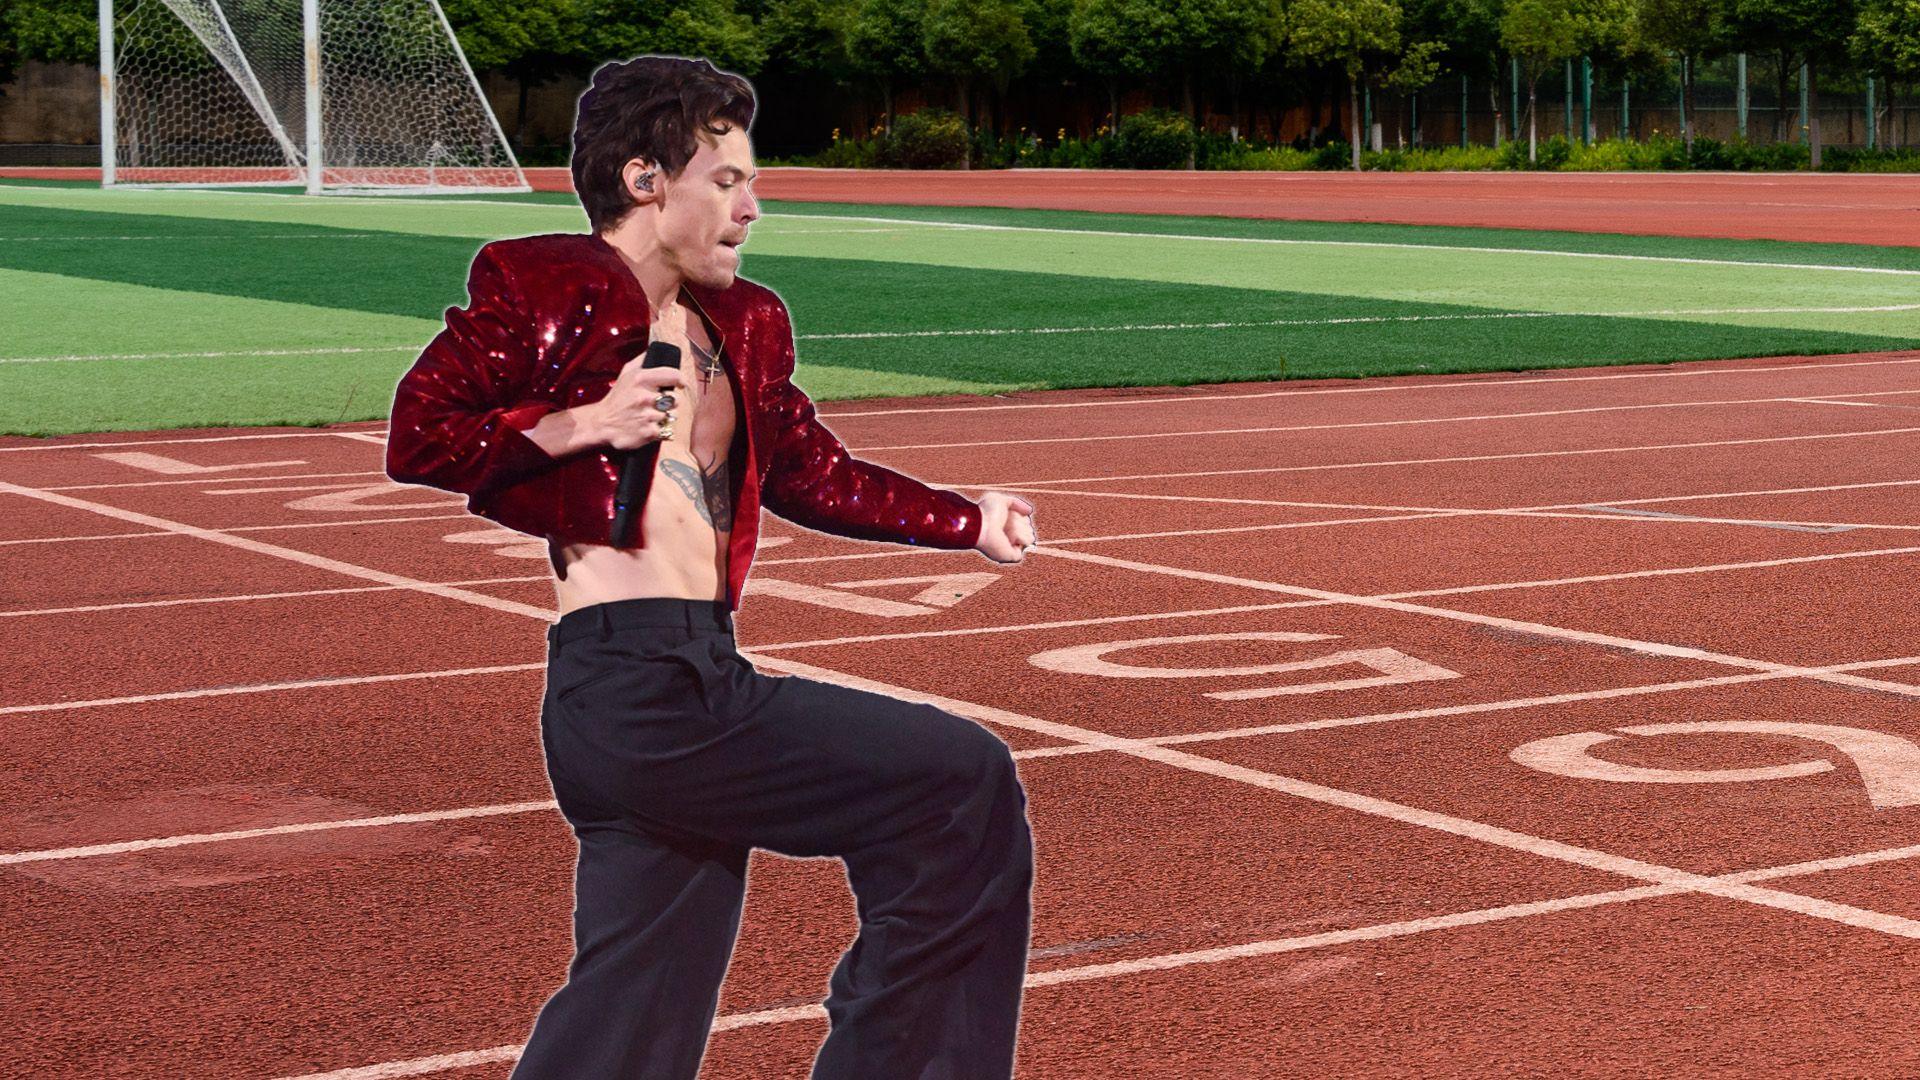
[385, 243, 564, 497]
[758, 298, 983, 549]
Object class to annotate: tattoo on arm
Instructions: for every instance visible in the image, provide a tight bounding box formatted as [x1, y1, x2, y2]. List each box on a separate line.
[661, 457, 734, 530]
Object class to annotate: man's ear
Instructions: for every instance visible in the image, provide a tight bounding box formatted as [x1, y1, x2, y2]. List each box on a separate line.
[620, 157, 661, 208]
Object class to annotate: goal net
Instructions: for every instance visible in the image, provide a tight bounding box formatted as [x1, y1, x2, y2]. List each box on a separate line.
[101, 0, 529, 193]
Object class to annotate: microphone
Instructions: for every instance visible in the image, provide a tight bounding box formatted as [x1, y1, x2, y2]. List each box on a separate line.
[609, 340, 682, 547]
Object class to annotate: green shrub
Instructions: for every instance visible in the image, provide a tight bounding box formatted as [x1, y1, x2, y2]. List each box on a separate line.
[1497, 135, 1576, 169]
[1200, 136, 1316, 170]
[886, 108, 970, 168]
[1115, 108, 1197, 169]
[1354, 145, 1505, 171]
[1311, 140, 1354, 170]
[811, 134, 888, 168]
[1819, 145, 1920, 172]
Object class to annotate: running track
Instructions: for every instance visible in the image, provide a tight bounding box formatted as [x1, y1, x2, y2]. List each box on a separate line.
[9, 168, 1918, 246]
[11, 350, 1920, 1076]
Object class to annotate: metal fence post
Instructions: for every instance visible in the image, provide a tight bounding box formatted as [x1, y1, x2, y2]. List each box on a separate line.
[1736, 53, 1748, 139]
[1868, 77, 1878, 150]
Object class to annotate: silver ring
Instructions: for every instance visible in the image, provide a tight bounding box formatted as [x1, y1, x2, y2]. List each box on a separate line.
[654, 392, 677, 412]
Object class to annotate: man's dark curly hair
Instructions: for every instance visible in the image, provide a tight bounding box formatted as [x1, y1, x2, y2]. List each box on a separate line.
[570, 55, 757, 232]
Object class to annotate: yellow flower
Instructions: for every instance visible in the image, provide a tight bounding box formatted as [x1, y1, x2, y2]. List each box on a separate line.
[832, 127, 842, 141]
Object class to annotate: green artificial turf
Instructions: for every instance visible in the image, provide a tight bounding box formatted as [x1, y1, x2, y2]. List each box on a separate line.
[2, 181, 1915, 436]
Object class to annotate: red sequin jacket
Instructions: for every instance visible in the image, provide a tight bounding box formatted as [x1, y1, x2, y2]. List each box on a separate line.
[385, 233, 983, 610]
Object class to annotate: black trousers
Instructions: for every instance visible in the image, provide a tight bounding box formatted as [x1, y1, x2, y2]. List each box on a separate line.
[511, 599, 1035, 1080]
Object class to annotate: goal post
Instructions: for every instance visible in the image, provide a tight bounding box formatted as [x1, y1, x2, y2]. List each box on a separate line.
[100, 0, 529, 194]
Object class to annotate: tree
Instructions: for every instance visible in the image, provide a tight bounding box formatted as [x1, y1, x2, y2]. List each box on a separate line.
[1288, 0, 1404, 169]
[1062, 0, 1279, 159]
[1404, 0, 1507, 144]
[759, 0, 855, 80]
[1636, 0, 1729, 148]
[1502, 0, 1633, 161]
[443, 0, 588, 150]
[1726, 0, 1856, 163]
[845, 0, 924, 132]
[1853, 0, 1920, 148]
[922, 0, 1034, 162]
[1067, 0, 1133, 126]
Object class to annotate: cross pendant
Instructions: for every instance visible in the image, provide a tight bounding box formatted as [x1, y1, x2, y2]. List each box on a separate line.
[692, 340, 724, 386]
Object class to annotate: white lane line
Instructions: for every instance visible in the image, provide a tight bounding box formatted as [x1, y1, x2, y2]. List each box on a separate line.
[0, 799, 554, 866]
[239, 830, 1920, 1079]
[1019, 655, 1920, 760]
[336, 432, 388, 445]
[800, 303, 1920, 344]
[0, 512, 473, 549]
[0, 575, 545, 619]
[2, 357, 1916, 441]
[1571, 504, 1857, 533]
[1032, 547, 1920, 700]
[856, 392, 1920, 452]
[820, 355, 1920, 419]
[769, 211, 1920, 277]
[0, 482, 553, 621]
[0, 662, 545, 716]
[1784, 397, 1900, 408]
[17, 653, 1920, 866]
[749, 547, 1920, 653]
[22, 541, 1920, 709]
[968, 425, 1920, 487]
[45, 470, 383, 492]
[748, 653, 1920, 938]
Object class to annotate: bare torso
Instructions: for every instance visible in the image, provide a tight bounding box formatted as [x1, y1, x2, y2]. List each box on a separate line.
[552, 301, 737, 614]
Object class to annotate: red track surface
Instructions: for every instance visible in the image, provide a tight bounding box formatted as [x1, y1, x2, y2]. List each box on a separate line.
[11, 349, 1920, 1077]
[10, 166, 1918, 245]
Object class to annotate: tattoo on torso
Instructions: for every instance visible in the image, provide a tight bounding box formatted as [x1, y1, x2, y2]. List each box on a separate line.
[660, 456, 734, 531]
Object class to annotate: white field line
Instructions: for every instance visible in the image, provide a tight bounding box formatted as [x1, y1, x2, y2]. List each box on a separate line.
[45, 469, 382, 491]
[0, 482, 552, 621]
[748, 545, 1920, 653]
[0, 798, 554, 866]
[967, 425, 1920, 488]
[770, 211, 1920, 278]
[990, 485, 1918, 535]
[1016, 655, 1920, 761]
[1787, 397, 1901, 408]
[1034, 547, 1920, 700]
[13, 652, 1920, 866]
[3, 357, 1918, 440]
[747, 653, 1920, 939]
[36, 306, 1917, 367]
[0, 512, 470, 549]
[274, 827, 1920, 1080]
[16, 466, 1920, 1024]
[0, 345, 422, 365]
[20, 542, 1920, 708]
[0, 575, 545, 619]
[819, 355, 1920, 420]
[0, 662, 545, 716]
[0, 430, 391, 452]
[857, 391, 1920, 453]
[800, 303, 1920, 343]
[0, 233, 386, 241]
[336, 431, 388, 444]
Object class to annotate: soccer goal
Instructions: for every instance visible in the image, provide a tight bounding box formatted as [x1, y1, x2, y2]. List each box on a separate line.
[98, 0, 529, 193]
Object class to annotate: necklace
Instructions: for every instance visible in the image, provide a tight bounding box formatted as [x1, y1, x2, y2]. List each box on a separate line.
[690, 338, 724, 386]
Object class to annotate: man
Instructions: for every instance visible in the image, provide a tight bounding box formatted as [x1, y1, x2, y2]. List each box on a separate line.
[385, 55, 1039, 1079]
